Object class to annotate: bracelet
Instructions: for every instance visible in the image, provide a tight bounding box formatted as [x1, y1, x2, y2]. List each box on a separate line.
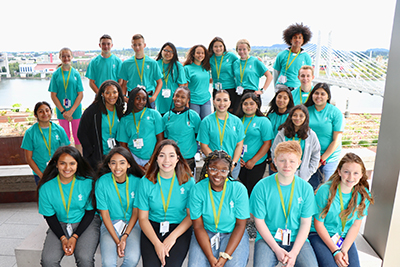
[332, 249, 341, 257]
[71, 235, 78, 240]
[60, 236, 67, 242]
[61, 110, 66, 114]
[122, 232, 129, 237]
[219, 252, 232, 260]
[319, 158, 326, 166]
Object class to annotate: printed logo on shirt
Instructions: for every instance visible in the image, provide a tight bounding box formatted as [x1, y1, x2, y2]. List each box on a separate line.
[180, 187, 185, 194]
[113, 64, 115, 68]
[55, 134, 60, 140]
[131, 191, 135, 199]
[233, 126, 236, 131]
[147, 65, 150, 69]
[253, 123, 256, 127]
[226, 59, 229, 62]
[325, 117, 328, 121]
[298, 197, 303, 205]
[74, 77, 77, 81]
[230, 200, 234, 208]
[147, 116, 150, 120]
[78, 194, 83, 201]
[249, 65, 252, 69]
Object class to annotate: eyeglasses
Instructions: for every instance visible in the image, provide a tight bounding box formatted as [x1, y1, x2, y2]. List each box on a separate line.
[163, 49, 173, 54]
[208, 167, 229, 176]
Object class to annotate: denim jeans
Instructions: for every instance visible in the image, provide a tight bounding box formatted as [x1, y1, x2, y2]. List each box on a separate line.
[131, 152, 149, 167]
[308, 160, 339, 190]
[231, 163, 241, 180]
[188, 229, 249, 267]
[253, 239, 318, 267]
[100, 220, 141, 267]
[190, 100, 212, 120]
[309, 232, 360, 267]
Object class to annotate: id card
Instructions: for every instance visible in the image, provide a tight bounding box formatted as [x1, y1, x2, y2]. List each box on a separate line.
[162, 89, 171, 98]
[331, 233, 344, 249]
[215, 82, 222, 90]
[63, 99, 71, 108]
[160, 221, 170, 236]
[133, 138, 144, 149]
[278, 75, 287, 84]
[241, 144, 248, 156]
[210, 232, 220, 250]
[236, 86, 244, 95]
[107, 138, 116, 149]
[282, 229, 291, 246]
[114, 220, 127, 236]
[66, 223, 73, 237]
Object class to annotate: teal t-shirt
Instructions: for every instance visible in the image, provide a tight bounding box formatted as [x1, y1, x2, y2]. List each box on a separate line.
[135, 176, 195, 224]
[162, 109, 201, 159]
[85, 54, 122, 88]
[250, 174, 317, 242]
[311, 182, 370, 237]
[308, 103, 345, 162]
[189, 178, 249, 233]
[268, 112, 289, 142]
[48, 67, 84, 120]
[38, 176, 93, 223]
[292, 87, 311, 106]
[95, 173, 141, 221]
[233, 56, 268, 91]
[156, 60, 186, 114]
[118, 56, 162, 93]
[273, 49, 312, 88]
[197, 112, 245, 157]
[21, 122, 70, 175]
[210, 52, 238, 90]
[116, 108, 163, 160]
[101, 109, 120, 155]
[242, 116, 274, 165]
[184, 63, 211, 105]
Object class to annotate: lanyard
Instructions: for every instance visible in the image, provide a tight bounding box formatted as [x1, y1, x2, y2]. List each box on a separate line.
[162, 61, 170, 87]
[284, 49, 300, 75]
[208, 178, 228, 232]
[57, 175, 76, 221]
[215, 112, 228, 149]
[239, 58, 249, 84]
[299, 87, 310, 104]
[275, 174, 295, 228]
[134, 56, 146, 84]
[158, 172, 176, 219]
[38, 123, 52, 157]
[338, 183, 348, 234]
[112, 174, 129, 220]
[61, 68, 72, 97]
[107, 107, 116, 136]
[214, 54, 225, 80]
[132, 108, 147, 137]
[242, 115, 255, 135]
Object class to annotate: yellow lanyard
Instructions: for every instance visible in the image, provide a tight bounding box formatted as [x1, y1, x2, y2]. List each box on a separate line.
[162, 61, 170, 87]
[239, 58, 249, 84]
[107, 107, 116, 136]
[214, 54, 225, 80]
[242, 115, 255, 135]
[338, 183, 348, 234]
[215, 112, 228, 149]
[208, 178, 228, 232]
[132, 108, 147, 137]
[299, 87, 310, 104]
[112, 174, 129, 220]
[38, 123, 52, 157]
[134, 56, 146, 84]
[284, 49, 300, 75]
[57, 175, 76, 221]
[61, 67, 72, 97]
[275, 174, 295, 228]
[158, 172, 176, 219]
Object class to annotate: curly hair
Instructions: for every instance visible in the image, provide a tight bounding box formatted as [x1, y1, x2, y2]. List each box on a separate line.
[199, 150, 233, 181]
[283, 23, 312, 46]
[183, 45, 210, 71]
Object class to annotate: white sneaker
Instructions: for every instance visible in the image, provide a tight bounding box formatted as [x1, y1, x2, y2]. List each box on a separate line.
[195, 152, 201, 162]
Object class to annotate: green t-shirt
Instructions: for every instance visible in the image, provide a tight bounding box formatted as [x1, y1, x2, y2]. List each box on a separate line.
[85, 54, 122, 88]
[21, 122, 70, 175]
[233, 56, 268, 90]
[48, 67, 84, 120]
[268, 112, 289, 143]
[184, 63, 211, 105]
[162, 109, 201, 159]
[210, 52, 238, 90]
[189, 178, 249, 233]
[101, 109, 119, 155]
[135, 176, 195, 224]
[95, 173, 141, 221]
[292, 87, 311, 106]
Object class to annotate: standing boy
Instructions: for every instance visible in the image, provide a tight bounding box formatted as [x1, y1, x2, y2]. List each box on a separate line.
[250, 141, 318, 267]
[119, 34, 163, 107]
[291, 65, 315, 105]
[86, 34, 122, 94]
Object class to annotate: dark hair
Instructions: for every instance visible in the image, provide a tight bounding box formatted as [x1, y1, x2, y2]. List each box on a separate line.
[173, 85, 191, 101]
[34, 101, 52, 117]
[93, 80, 124, 119]
[208, 37, 227, 57]
[183, 45, 210, 71]
[156, 42, 180, 82]
[99, 34, 112, 42]
[283, 23, 312, 46]
[236, 92, 265, 118]
[132, 34, 144, 41]
[145, 139, 192, 185]
[278, 105, 310, 139]
[266, 87, 295, 116]
[124, 87, 151, 116]
[214, 89, 230, 99]
[304, 82, 331, 107]
[199, 150, 233, 181]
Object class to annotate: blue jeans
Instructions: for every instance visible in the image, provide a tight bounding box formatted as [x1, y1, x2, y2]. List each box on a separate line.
[231, 163, 241, 180]
[308, 160, 339, 190]
[253, 239, 318, 267]
[190, 100, 212, 120]
[309, 232, 360, 267]
[33, 174, 40, 185]
[131, 152, 149, 167]
[100, 220, 141, 267]
[188, 229, 249, 267]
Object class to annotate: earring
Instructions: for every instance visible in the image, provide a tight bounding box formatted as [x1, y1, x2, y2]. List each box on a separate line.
[205, 173, 208, 178]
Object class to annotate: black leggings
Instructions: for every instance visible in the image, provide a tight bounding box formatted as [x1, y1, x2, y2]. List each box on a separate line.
[140, 220, 192, 267]
[239, 159, 268, 196]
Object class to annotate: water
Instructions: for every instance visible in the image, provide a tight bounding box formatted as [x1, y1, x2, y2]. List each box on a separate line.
[0, 78, 383, 114]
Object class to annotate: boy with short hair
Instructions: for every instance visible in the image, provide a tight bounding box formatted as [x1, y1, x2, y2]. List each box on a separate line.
[291, 65, 315, 105]
[86, 34, 122, 94]
[119, 34, 163, 107]
[250, 141, 318, 267]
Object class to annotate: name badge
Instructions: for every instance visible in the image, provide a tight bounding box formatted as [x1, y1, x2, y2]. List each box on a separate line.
[210, 232, 220, 250]
[63, 99, 71, 108]
[114, 220, 127, 236]
[278, 75, 287, 84]
[160, 221, 170, 236]
[215, 82, 222, 90]
[162, 89, 171, 98]
[66, 223, 73, 237]
[236, 86, 244, 95]
[107, 138, 116, 149]
[133, 138, 144, 149]
[331, 233, 344, 249]
[274, 228, 291, 245]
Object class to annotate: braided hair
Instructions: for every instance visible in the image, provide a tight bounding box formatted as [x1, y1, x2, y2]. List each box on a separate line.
[199, 150, 233, 181]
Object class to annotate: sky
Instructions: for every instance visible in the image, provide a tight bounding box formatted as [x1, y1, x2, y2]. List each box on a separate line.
[2, 0, 397, 53]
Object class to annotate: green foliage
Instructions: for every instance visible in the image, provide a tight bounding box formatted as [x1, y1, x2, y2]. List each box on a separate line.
[358, 140, 370, 147]
[0, 110, 6, 116]
[8, 62, 19, 77]
[11, 103, 21, 112]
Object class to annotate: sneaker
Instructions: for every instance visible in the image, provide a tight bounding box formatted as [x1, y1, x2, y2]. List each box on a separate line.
[195, 152, 201, 162]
